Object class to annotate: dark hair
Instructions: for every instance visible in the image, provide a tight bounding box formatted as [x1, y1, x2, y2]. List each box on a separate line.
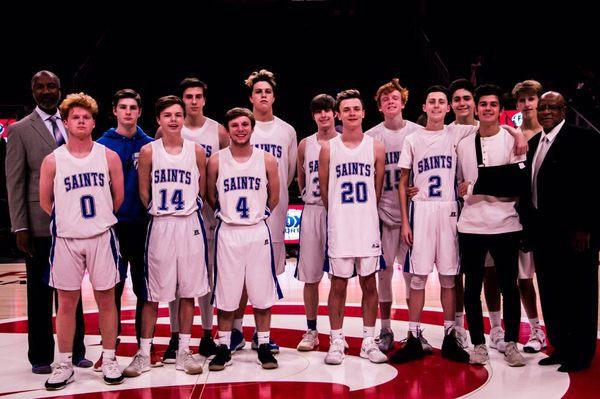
[424, 85, 448, 101]
[155, 95, 185, 117]
[474, 84, 503, 105]
[112, 88, 142, 108]
[310, 94, 335, 114]
[335, 89, 363, 111]
[224, 107, 256, 130]
[448, 78, 474, 99]
[179, 77, 208, 98]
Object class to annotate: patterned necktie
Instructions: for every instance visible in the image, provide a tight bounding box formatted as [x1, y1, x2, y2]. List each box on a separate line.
[47, 116, 65, 146]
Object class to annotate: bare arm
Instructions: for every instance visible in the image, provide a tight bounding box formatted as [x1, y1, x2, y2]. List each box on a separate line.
[373, 139, 385, 204]
[218, 124, 230, 149]
[195, 144, 207, 200]
[106, 148, 124, 212]
[398, 168, 413, 246]
[39, 154, 56, 216]
[206, 153, 219, 210]
[318, 141, 331, 211]
[265, 153, 280, 211]
[296, 138, 307, 196]
[137, 144, 153, 209]
[287, 128, 298, 187]
[502, 124, 527, 156]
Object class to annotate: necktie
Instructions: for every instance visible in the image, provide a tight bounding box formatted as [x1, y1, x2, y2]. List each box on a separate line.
[48, 116, 65, 146]
[532, 136, 550, 208]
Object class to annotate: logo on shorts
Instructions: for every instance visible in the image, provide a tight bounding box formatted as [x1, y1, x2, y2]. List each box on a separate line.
[265, 239, 269, 245]
[194, 229, 200, 235]
[450, 211, 457, 217]
[372, 242, 380, 249]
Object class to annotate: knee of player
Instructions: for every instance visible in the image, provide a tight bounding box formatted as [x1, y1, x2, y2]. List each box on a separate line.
[409, 274, 428, 290]
[438, 275, 456, 289]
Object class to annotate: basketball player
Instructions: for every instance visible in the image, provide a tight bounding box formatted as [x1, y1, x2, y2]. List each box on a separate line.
[124, 96, 208, 377]
[39, 93, 125, 389]
[163, 78, 229, 362]
[319, 89, 388, 365]
[295, 94, 338, 351]
[206, 107, 281, 371]
[364, 79, 423, 353]
[229, 69, 297, 354]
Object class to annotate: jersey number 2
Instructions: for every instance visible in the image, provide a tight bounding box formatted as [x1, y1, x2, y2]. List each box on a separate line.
[428, 176, 441, 197]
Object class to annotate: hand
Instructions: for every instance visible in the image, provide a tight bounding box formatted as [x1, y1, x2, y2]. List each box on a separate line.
[16, 230, 34, 257]
[502, 124, 528, 155]
[401, 224, 413, 247]
[458, 181, 471, 198]
[407, 186, 419, 199]
[573, 230, 591, 253]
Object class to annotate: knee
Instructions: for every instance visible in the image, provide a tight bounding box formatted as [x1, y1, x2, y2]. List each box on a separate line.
[410, 274, 427, 290]
[439, 275, 456, 289]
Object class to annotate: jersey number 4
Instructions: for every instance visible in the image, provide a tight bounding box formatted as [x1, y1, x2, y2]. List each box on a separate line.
[157, 189, 185, 211]
[236, 197, 250, 219]
[341, 181, 368, 203]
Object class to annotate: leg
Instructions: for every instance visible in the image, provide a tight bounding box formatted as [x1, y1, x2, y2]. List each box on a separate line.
[519, 278, 539, 320]
[93, 288, 118, 350]
[254, 307, 278, 369]
[359, 273, 378, 328]
[483, 266, 502, 316]
[328, 276, 348, 330]
[55, 290, 82, 357]
[303, 281, 320, 325]
[460, 233, 487, 346]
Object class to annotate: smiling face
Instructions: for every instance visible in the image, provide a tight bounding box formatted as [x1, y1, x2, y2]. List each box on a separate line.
[64, 106, 95, 140]
[226, 115, 254, 146]
[537, 93, 566, 131]
[378, 89, 405, 119]
[312, 108, 335, 131]
[156, 104, 185, 136]
[475, 94, 501, 124]
[249, 81, 275, 114]
[451, 88, 475, 121]
[337, 98, 365, 130]
[423, 91, 450, 123]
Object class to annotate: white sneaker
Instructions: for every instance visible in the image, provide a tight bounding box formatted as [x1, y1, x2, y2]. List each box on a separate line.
[523, 327, 547, 353]
[45, 363, 74, 391]
[176, 349, 204, 375]
[375, 328, 394, 353]
[489, 326, 506, 353]
[325, 337, 346, 365]
[455, 326, 469, 349]
[123, 351, 151, 378]
[297, 330, 319, 351]
[504, 342, 525, 367]
[469, 344, 489, 365]
[360, 337, 388, 363]
[101, 358, 124, 385]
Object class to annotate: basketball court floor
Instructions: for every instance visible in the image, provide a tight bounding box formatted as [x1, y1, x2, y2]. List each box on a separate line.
[0, 259, 598, 398]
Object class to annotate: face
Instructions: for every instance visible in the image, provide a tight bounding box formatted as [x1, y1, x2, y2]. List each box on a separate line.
[516, 93, 539, 120]
[227, 115, 253, 145]
[113, 98, 141, 127]
[422, 92, 450, 123]
[336, 98, 365, 129]
[64, 106, 95, 139]
[537, 95, 566, 131]
[475, 94, 501, 124]
[451, 88, 475, 120]
[156, 104, 185, 135]
[312, 108, 335, 131]
[182, 87, 205, 117]
[249, 81, 275, 113]
[378, 89, 405, 118]
[32, 73, 61, 112]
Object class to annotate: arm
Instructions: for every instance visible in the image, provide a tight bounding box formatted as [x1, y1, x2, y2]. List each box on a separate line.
[265, 153, 280, 211]
[195, 144, 207, 200]
[318, 141, 331, 210]
[287, 128, 298, 188]
[137, 144, 153, 209]
[206, 153, 219, 210]
[373, 139, 385, 204]
[218, 124, 230, 149]
[106, 148, 124, 212]
[39, 154, 56, 216]
[398, 168, 413, 246]
[502, 124, 528, 156]
[296, 138, 307, 196]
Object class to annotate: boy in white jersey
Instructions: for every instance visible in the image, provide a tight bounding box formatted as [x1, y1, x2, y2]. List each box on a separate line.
[456, 84, 527, 367]
[365, 79, 423, 353]
[319, 89, 387, 365]
[206, 107, 281, 371]
[229, 69, 297, 354]
[295, 94, 338, 351]
[163, 78, 229, 362]
[124, 96, 208, 377]
[39, 93, 125, 389]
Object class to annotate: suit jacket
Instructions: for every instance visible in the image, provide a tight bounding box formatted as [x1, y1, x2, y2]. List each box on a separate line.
[531, 123, 600, 244]
[6, 110, 58, 237]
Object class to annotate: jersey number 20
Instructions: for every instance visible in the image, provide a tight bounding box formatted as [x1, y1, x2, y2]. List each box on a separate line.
[341, 181, 368, 203]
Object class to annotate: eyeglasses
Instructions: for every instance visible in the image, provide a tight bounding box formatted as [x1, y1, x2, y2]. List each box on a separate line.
[538, 104, 564, 112]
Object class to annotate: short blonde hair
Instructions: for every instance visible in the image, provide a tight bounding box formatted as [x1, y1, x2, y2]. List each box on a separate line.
[59, 92, 98, 120]
[511, 80, 543, 99]
[375, 78, 409, 106]
[245, 69, 276, 91]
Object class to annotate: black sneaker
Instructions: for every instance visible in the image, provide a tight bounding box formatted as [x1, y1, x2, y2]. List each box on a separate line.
[389, 332, 424, 364]
[441, 330, 470, 363]
[256, 343, 278, 369]
[209, 344, 232, 371]
[163, 337, 178, 364]
[199, 336, 218, 358]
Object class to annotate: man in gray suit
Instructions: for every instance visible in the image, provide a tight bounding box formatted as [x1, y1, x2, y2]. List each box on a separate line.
[5, 70, 90, 374]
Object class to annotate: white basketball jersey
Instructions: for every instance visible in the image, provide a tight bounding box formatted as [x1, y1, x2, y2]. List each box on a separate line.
[398, 125, 476, 202]
[181, 118, 220, 233]
[250, 116, 297, 241]
[149, 139, 200, 216]
[302, 133, 325, 206]
[366, 121, 420, 225]
[216, 148, 268, 225]
[327, 135, 381, 258]
[52, 143, 117, 238]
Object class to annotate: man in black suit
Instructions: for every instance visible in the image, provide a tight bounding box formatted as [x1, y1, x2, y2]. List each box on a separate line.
[5, 71, 90, 374]
[530, 91, 600, 372]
